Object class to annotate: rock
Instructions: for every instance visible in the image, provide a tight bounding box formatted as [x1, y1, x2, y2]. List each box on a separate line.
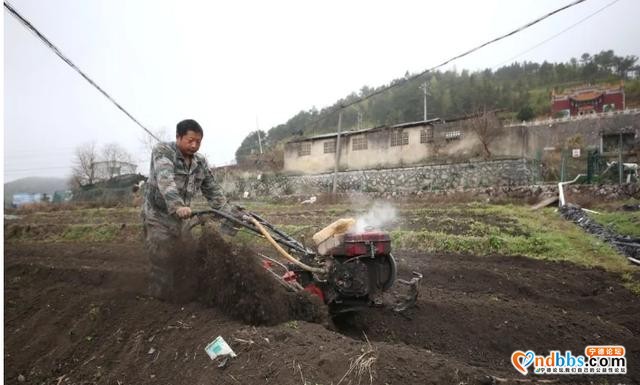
[18, 375, 25, 382]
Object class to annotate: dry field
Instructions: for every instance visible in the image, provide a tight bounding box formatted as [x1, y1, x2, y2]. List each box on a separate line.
[4, 199, 639, 385]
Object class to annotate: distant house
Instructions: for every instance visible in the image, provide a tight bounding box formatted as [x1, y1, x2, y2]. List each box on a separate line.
[627, 69, 639, 79]
[283, 117, 525, 174]
[285, 119, 438, 174]
[551, 83, 625, 117]
[92, 161, 137, 181]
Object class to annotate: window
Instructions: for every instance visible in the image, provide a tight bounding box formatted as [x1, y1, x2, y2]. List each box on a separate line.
[602, 133, 634, 153]
[323, 139, 336, 154]
[390, 130, 409, 147]
[445, 130, 462, 141]
[420, 127, 434, 143]
[352, 135, 368, 151]
[298, 142, 311, 156]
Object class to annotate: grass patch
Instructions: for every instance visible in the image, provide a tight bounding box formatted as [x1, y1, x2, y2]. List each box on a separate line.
[392, 204, 634, 275]
[588, 211, 640, 238]
[61, 224, 121, 242]
[622, 273, 640, 295]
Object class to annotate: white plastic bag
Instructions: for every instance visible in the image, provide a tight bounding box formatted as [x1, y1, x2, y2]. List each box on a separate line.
[204, 336, 237, 360]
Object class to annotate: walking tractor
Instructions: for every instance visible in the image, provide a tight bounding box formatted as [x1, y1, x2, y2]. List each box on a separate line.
[192, 206, 422, 315]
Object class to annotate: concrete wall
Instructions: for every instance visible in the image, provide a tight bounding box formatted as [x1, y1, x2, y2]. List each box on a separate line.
[283, 138, 346, 175]
[284, 113, 640, 176]
[520, 112, 640, 160]
[284, 122, 523, 174]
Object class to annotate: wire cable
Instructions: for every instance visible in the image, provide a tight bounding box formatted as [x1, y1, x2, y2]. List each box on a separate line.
[5, 0, 589, 143]
[3, 1, 160, 142]
[5, 165, 71, 172]
[300, 0, 590, 130]
[493, 0, 621, 69]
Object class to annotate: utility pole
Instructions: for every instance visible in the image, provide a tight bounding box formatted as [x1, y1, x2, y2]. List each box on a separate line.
[618, 133, 623, 185]
[357, 110, 363, 130]
[419, 81, 430, 121]
[256, 116, 263, 154]
[332, 110, 343, 194]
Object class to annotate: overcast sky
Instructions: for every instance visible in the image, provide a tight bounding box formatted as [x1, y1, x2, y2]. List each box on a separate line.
[4, 0, 640, 182]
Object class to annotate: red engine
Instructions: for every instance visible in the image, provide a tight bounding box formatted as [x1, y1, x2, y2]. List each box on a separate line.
[330, 231, 392, 257]
[309, 230, 397, 313]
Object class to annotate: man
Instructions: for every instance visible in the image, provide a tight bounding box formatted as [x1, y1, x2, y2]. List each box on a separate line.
[142, 119, 227, 300]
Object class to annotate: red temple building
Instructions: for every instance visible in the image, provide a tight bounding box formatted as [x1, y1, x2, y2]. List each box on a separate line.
[551, 83, 625, 117]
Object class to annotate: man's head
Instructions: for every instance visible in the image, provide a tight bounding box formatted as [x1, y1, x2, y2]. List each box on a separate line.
[176, 119, 203, 157]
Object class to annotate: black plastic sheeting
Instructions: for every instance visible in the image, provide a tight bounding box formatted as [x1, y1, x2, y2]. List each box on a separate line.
[560, 204, 640, 262]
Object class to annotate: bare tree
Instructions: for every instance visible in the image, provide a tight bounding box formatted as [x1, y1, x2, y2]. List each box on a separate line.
[467, 110, 502, 160]
[70, 142, 98, 187]
[101, 143, 135, 179]
[70, 142, 137, 187]
[140, 127, 170, 157]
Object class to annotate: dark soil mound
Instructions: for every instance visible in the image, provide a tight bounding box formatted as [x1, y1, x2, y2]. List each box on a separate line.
[194, 228, 326, 325]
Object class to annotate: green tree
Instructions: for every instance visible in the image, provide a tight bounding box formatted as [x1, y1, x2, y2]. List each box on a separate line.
[517, 106, 534, 122]
[614, 55, 638, 79]
[235, 130, 267, 162]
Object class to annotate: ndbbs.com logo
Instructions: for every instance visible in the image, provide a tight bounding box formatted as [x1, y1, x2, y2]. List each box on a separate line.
[511, 346, 626, 375]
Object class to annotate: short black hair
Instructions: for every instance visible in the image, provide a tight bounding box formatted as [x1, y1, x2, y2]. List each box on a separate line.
[176, 119, 203, 137]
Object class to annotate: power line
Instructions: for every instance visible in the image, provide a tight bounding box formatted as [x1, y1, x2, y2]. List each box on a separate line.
[3, 1, 160, 142]
[5, 165, 71, 173]
[8, 151, 77, 158]
[493, 0, 621, 69]
[346, 0, 588, 108]
[8, 147, 81, 155]
[303, 0, 589, 130]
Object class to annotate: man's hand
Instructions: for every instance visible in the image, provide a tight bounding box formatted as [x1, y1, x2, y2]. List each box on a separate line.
[176, 206, 192, 219]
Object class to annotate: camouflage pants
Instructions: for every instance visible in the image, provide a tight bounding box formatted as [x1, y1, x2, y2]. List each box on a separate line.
[142, 212, 196, 302]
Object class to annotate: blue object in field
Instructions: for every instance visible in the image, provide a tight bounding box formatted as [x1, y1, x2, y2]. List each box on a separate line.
[53, 190, 73, 203]
[12, 193, 43, 207]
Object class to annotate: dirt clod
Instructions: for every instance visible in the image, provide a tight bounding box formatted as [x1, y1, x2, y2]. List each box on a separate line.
[195, 228, 327, 325]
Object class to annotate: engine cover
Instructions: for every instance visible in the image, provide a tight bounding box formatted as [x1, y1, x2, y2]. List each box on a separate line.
[330, 231, 391, 257]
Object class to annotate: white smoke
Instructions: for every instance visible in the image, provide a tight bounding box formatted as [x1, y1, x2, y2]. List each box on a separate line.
[352, 202, 398, 233]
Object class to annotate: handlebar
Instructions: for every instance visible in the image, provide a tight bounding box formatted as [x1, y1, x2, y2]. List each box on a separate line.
[190, 207, 314, 258]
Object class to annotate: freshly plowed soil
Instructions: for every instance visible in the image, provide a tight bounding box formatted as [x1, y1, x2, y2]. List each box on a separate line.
[4, 214, 640, 384]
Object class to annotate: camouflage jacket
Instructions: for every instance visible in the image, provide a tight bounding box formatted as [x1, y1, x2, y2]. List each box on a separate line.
[143, 142, 226, 220]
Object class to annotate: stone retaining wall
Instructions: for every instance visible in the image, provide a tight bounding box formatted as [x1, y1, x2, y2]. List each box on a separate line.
[289, 158, 536, 194]
[215, 158, 539, 197]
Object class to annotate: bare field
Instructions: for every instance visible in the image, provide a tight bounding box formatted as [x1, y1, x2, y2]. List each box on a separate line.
[4, 201, 639, 385]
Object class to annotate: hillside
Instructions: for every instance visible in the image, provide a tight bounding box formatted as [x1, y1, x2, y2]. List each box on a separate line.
[4, 176, 69, 205]
[235, 49, 640, 162]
